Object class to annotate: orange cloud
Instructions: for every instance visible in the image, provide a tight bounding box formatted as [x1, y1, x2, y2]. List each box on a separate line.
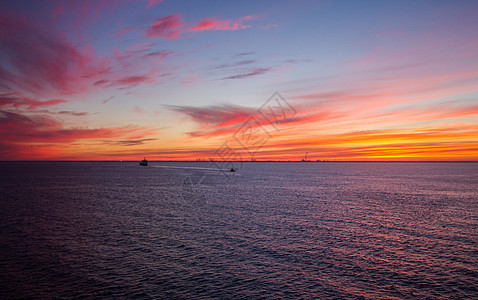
[251, 124, 478, 161]
[165, 93, 478, 161]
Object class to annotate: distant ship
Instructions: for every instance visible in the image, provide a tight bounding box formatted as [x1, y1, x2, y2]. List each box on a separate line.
[139, 157, 148, 166]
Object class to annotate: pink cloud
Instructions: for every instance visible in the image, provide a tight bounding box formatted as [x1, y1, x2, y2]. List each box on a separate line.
[111, 42, 167, 71]
[168, 102, 343, 139]
[0, 109, 157, 160]
[146, 14, 184, 40]
[93, 43, 173, 88]
[132, 106, 145, 114]
[168, 102, 300, 139]
[94, 74, 154, 89]
[146, 0, 163, 9]
[145, 14, 258, 40]
[116, 75, 150, 86]
[168, 104, 257, 130]
[0, 93, 68, 110]
[57, 111, 89, 117]
[113, 27, 133, 39]
[190, 15, 257, 31]
[27, 99, 67, 108]
[0, 13, 106, 97]
[102, 96, 114, 104]
[52, 3, 65, 20]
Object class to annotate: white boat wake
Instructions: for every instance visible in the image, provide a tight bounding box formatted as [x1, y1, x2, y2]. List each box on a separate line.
[151, 165, 234, 172]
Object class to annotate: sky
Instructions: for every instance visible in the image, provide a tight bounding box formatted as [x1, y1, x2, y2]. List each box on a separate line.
[1, 0, 477, 161]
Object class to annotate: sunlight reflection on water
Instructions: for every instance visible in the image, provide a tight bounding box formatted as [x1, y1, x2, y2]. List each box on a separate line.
[0, 162, 477, 298]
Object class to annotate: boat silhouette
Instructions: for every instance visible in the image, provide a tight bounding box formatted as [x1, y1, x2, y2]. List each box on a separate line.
[139, 157, 148, 166]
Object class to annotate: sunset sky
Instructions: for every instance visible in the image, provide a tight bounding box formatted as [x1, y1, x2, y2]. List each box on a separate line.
[1, 0, 477, 161]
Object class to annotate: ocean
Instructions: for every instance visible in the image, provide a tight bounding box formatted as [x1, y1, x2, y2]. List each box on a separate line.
[0, 161, 477, 299]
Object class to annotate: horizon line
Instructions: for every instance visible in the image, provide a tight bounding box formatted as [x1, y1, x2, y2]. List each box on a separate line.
[2, 160, 477, 163]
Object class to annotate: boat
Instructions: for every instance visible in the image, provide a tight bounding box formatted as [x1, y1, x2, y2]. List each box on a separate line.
[230, 168, 235, 172]
[139, 157, 148, 166]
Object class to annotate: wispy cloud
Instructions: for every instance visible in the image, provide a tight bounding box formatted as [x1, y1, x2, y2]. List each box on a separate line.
[143, 50, 176, 59]
[0, 13, 104, 96]
[190, 15, 258, 31]
[94, 75, 152, 89]
[146, 14, 184, 40]
[167, 104, 257, 130]
[103, 138, 158, 146]
[57, 111, 90, 117]
[146, 0, 163, 9]
[113, 27, 133, 39]
[215, 60, 256, 69]
[262, 24, 278, 30]
[221, 67, 271, 80]
[234, 51, 255, 57]
[102, 96, 114, 104]
[167, 102, 313, 139]
[132, 106, 145, 114]
[0, 110, 157, 160]
[285, 59, 314, 64]
[52, 3, 65, 20]
[0, 93, 68, 110]
[145, 14, 258, 41]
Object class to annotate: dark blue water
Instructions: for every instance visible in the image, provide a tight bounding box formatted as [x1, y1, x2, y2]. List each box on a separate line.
[1, 162, 477, 299]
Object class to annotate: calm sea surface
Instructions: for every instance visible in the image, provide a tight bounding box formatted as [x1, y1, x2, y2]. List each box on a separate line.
[0, 162, 477, 299]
